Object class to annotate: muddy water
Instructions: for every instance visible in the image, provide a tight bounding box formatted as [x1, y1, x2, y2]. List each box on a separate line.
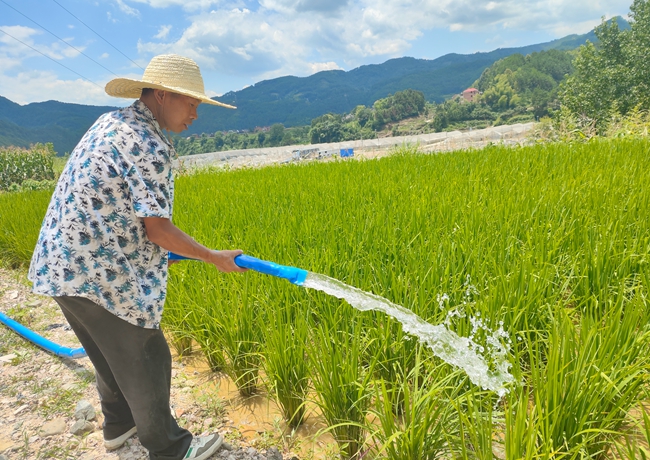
[173, 351, 336, 459]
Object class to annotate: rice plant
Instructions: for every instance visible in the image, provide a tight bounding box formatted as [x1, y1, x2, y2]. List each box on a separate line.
[369, 352, 463, 460]
[4, 137, 650, 454]
[0, 189, 51, 267]
[308, 301, 375, 460]
[528, 291, 650, 458]
[261, 290, 310, 428]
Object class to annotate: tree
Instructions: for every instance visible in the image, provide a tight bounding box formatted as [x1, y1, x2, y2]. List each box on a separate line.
[309, 114, 343, 143]
[267, 124, 285, 146]
[559, 1, 650, 130]
[372, 89, 426, 128]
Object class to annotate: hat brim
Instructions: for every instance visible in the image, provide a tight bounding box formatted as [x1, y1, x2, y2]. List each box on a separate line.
[105, 77, 236, 109]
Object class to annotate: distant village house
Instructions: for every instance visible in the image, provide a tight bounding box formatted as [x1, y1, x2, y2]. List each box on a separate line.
[461, 88, 480, 103]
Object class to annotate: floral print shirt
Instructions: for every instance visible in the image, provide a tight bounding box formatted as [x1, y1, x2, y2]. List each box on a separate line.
[28, 100, 175, 329]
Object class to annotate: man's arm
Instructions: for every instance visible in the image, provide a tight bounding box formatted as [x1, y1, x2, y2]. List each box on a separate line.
[143, 217, 246, 273]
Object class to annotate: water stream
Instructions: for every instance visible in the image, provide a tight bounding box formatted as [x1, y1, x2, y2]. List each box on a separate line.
[301, 272, 515, 397]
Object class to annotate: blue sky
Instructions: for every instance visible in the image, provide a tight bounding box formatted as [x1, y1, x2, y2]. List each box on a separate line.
[0, 0, 632, 107]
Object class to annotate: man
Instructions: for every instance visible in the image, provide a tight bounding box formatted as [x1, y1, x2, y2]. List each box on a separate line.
[28, 54, 246, 460]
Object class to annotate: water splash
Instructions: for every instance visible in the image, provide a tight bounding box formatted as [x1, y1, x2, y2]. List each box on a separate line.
[302, 272, 515, 397]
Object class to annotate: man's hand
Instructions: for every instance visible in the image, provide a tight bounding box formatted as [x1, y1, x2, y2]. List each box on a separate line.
[143, 217, 247, 273]
[205, 249, 247, 273]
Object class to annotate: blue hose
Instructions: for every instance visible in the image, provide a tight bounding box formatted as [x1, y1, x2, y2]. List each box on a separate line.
[1, 253, 305, 359]
[0, 310, 87, 359]
[169, 252, 308, 286]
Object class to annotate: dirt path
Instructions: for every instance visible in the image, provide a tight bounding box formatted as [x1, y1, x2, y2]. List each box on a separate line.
[0, 268, 325, 460]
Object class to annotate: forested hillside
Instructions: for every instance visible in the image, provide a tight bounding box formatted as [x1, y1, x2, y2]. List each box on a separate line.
[0, 96, 117, 155]
[172, 50, 576, 155]
[186, 30, 602, 135]
[0, 21, 618, 155]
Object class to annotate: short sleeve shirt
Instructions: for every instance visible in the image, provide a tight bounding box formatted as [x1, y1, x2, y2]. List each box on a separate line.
[28, 100, 175, 329]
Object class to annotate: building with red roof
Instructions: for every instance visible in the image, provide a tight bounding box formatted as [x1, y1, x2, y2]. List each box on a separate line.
[462, 88, 480, 103]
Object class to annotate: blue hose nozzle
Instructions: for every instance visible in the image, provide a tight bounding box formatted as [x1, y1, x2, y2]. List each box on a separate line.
[168, 252, 308, 286]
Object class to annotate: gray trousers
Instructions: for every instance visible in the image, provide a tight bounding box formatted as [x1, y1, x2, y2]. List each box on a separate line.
[53, 296, 192, 460]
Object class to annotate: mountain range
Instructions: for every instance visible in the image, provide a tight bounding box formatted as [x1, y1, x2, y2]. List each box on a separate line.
[0, 18, 628, 155]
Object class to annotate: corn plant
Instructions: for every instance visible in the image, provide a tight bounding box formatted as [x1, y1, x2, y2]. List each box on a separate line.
[0, 143, 56, 190]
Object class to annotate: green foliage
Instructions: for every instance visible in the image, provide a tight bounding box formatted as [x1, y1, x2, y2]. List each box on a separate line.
[307, 90, 426, 144]
[4, 138, 650, 456]
[172, 125, 311, 156]
[0, 143, 56, 191]
[309, 113, 343, 143]
[425, 49, 574, 131]
[2, 24, 603, 153]
[262, 297, 310, 428]
[0, 188, 52, 267]
[532, 105, 650, 142]
[371, 89, 426, 129]
[371, 356, 462, 460]
[560, 1, 650, 131]
[475, 50, 574, 116]
[267, 123, 286, 146]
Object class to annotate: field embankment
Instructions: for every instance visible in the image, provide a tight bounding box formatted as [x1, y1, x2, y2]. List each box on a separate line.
[175, 122, 535, 170]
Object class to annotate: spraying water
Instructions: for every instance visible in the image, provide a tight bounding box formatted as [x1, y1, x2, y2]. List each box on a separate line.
[171, 253, 516, 396]
[301, 272, 515, 397]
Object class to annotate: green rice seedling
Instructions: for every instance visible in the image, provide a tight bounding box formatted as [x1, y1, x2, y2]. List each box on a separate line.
[308, 301, 375, 460]
[212, 276, 265, 396]
[261, 290, 310, 428]
[503, 384, 539, 460]
[449, 389, 500, 460]
[529, 292, 650, 459]
[640, 405, 650, 458]
[0, 189, 51, 267]
[178, 276, 228, 372]
[167, 261, 266, 386]
[163, 270, 198, 357]
[369, 352, 463, 460]
[362, 314, 420, 416]
[168, 331, 194, 357]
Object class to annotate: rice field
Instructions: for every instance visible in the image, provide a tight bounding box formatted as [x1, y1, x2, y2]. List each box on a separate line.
[2, 138, 650, 458]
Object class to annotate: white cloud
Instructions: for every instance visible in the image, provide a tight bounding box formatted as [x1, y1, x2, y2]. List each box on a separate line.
[115, 0, 141, 17]
[0, 26, 84, 62]
[308, 61, 342, 73]
[0, 0, 634, 105]
[154, 25, 173, 39]
[260, 0, 349, 14]
[0, 69, 118, 106]
[127, 0, 221, 11]
[131, 0, 631, 89]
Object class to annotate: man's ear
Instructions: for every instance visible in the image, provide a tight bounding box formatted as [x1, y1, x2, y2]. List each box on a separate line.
[153, 89, 167, 104]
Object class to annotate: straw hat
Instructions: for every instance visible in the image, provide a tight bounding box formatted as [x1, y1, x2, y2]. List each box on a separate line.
[105, 54, 235, 109]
